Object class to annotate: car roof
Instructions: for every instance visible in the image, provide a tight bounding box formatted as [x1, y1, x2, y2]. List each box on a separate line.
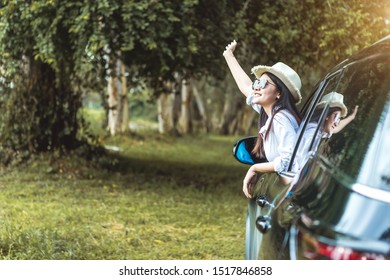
[333, 35, 390, 71]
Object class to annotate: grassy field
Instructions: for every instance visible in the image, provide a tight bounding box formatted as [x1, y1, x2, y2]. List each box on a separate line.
[0, 117, 250, 259]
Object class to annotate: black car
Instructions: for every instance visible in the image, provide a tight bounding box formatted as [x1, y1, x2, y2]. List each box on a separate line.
[234, 35, 390, 260]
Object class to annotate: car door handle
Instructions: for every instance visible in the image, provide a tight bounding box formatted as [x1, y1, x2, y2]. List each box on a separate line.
[256, 215, 272, 233]
[256, 195, 270, 208]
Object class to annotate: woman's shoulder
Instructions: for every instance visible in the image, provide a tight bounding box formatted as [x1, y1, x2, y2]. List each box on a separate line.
[273, 109, 299, 128]
[274, 109, 297, 121]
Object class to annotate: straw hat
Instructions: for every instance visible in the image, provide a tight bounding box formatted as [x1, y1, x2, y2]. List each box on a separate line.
[317, 92, 348, 117]
[251, 62, 302, 103]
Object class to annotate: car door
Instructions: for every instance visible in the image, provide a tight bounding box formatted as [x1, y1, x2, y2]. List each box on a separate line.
[287, 46, 390, 260]
[248, 70, 345, 259]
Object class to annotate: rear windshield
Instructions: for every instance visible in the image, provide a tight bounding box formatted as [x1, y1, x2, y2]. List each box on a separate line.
[319, 52, 390, 191]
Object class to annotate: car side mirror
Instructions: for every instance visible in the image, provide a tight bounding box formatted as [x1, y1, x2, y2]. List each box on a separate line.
[232, 136, 267, 165]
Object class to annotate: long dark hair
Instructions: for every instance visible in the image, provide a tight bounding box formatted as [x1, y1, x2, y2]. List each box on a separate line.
[252, 72, 301, 158]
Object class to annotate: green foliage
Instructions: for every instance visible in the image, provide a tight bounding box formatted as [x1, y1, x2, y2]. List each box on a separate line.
[0, 1, 237, 159]
[121, 0, 239, 86]
[318, 0, 389, 59]
[0, 0, 389, 162]
[0, 1, 106, 162]
[234, 0, 389, 90]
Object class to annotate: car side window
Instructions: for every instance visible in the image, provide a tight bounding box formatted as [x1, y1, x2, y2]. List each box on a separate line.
[292, 73, 343, 170]
[293, 52, 390, 190]
[317, 54, 390, 189]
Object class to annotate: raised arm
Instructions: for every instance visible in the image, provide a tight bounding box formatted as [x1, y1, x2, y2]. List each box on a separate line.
[333, 105, 359, 134]
[223, 40, 253, 97]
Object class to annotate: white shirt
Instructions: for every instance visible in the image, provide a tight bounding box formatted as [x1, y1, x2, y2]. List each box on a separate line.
[246, 91, 299, 173]
[295, 122, 330, 169]
[295, 122, 317, 169]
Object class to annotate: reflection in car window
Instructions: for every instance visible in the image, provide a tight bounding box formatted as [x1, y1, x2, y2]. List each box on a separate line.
[296, 93, 351, 171]
[316, 54, 390, 191]
[294, 74, 343, 168]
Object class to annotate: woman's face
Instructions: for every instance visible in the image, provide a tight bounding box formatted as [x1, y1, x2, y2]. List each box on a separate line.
[324, 110, 341, 134]
[251, 74, 280, 107]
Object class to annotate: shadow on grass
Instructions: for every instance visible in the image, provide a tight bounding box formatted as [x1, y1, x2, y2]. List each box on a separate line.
[0, 133, 249, 195]
[98, 150, 247, 193]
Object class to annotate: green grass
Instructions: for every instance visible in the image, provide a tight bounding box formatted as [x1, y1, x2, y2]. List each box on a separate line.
[0, 130, 249, 259]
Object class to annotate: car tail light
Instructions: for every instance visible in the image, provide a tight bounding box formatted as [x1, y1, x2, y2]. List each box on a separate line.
[299, 231, 388, 260]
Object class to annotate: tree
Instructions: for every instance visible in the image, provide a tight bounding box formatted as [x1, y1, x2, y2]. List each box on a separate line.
[204, 0, 390, 135]
[107, 55, 128, 135]
[120, 0, 242, 135]
[0, 1, 87, 162]
[1, 0, 388, 163]
[232, 0, 390, 100]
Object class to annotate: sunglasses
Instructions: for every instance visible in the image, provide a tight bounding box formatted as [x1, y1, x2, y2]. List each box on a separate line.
[252, 78, 276, 90]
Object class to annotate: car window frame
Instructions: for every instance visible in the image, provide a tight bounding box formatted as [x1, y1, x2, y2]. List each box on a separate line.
[284, 68, 346, 174]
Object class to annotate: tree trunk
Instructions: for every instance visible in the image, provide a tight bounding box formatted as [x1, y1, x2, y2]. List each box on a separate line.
[239, 106, 256, 135]
[107, 55, 128, 136]
[192, 78, 210, 133]
[0, 54, 82, 156]
[119, 63, 129, 133]
[178, 78, 192, 134]
[219, 89, 243, 135]
[157, 81, 175, 134]
[107, 74, 118, 136]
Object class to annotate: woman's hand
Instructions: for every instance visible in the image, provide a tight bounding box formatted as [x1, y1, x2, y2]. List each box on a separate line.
[334, 105, 359, 134]
[223, 40, 237, 56]
[243, 166, 258, 198]
[350, 105, 359, 119]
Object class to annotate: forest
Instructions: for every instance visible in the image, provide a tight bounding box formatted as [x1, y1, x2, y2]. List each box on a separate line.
[0, 0, 389, 260]
[0, 0, 389, 162]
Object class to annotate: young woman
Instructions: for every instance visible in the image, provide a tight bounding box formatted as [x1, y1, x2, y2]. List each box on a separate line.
[296, 92, 359, 167]
[223, 40, 302, 198]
